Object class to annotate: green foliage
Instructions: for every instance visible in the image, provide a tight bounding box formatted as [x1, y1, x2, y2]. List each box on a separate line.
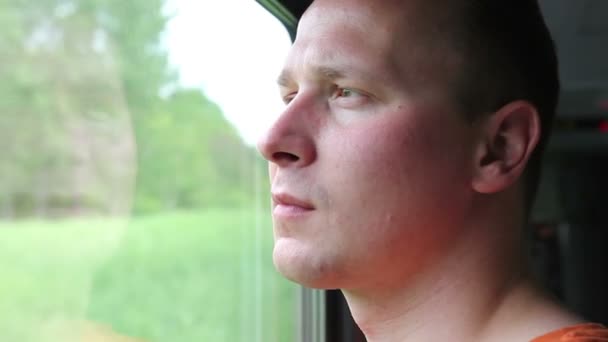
[132, 88, 263, 213]
[0, 210, 295, 342]
[0, 0, 265, 217]
[0, 2, 286, 340]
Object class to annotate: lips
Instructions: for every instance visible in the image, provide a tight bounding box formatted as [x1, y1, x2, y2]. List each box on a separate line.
[272, 193, 314, 217]
[272, 193, 314, 209]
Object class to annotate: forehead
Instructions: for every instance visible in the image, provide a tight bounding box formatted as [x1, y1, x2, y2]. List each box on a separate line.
[299, 0, 405, 35]
[281, 0, 454, 91]
[290, 0, 405, 64]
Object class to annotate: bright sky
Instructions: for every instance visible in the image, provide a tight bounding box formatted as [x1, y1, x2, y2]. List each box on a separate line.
[163, 0, 292, 145]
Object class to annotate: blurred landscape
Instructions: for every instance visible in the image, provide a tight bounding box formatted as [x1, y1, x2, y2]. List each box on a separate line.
[0, 211, 294, 342]
[0, 0, 294, 341]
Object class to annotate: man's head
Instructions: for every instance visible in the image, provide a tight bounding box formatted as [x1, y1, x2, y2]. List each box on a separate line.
[257, 0, 558, 291]
[444, 0, 559, 211]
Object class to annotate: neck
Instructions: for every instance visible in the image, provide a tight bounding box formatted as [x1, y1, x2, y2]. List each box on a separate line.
[343, 203, 527, 342]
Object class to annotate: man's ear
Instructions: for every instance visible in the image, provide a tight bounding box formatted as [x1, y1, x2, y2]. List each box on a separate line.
[472, 101, 541, 194]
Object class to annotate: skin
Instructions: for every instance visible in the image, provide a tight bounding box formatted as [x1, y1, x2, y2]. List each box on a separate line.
[257, 0, 581, 341]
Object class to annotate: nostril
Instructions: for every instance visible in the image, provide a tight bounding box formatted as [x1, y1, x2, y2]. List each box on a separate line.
[272, 152, 299, 163]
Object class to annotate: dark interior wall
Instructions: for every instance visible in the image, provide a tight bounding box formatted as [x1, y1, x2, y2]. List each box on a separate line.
[556, 156, 608, 324]
[531, 153, 608, 325]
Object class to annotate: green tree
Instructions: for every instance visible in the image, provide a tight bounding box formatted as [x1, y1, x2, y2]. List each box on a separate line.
[1, 0, 261, 218]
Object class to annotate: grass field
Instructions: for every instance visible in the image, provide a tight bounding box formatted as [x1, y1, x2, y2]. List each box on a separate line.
[0, 209, 296, 342]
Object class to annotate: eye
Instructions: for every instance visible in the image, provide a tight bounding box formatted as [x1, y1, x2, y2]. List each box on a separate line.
[281, 91, 297, 105]
[336, 88, 363, 98]
[331, 87, 369, 108]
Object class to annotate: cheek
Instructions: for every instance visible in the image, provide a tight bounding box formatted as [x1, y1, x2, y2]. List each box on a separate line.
[324, 110, 472, 227]
[332, 116, 443, 186]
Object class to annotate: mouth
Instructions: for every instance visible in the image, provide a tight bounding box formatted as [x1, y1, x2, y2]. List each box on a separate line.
[271, 193, 315, 218]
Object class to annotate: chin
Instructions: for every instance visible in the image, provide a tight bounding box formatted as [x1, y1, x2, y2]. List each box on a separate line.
[272, 237, 343, 289]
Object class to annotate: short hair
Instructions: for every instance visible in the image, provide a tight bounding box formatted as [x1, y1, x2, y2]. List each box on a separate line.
[447, 0, 559, 214]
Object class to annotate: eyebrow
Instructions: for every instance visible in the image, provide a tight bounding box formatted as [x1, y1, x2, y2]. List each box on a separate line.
[277, 66, 347, 87]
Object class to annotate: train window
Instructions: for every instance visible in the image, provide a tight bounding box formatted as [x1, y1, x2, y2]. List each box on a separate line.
[0, 0, 295, 341]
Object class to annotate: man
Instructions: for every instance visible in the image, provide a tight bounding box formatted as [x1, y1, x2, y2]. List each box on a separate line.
[257, 0, 608, 341]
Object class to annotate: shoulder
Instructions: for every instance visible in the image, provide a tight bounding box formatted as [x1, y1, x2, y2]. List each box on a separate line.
[531, 323, 608, 342]
[479, 280, 595, 342]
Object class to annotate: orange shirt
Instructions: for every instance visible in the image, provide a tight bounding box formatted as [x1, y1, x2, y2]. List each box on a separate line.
[531, 323, 608, 341]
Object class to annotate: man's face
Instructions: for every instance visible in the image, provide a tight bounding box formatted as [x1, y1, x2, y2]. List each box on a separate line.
[258, 0, 479, 291]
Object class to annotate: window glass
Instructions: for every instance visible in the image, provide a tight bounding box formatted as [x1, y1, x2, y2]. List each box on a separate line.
[0, 0, 294, 341]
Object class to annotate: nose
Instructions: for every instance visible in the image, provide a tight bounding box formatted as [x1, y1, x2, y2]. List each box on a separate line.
[257, 99, 317, 168]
